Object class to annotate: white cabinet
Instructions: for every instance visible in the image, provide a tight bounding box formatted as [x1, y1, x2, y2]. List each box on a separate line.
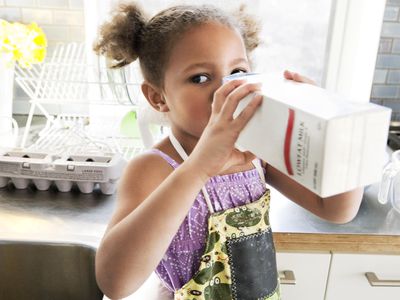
[276, 252, 331, 300]
[325, 253, 400, 300]
[106, 253, 400, 300]
[277, 252, 400, 300]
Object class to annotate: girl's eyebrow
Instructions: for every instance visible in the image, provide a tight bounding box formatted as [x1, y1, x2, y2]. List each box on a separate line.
[230, 58, 249, 65]
[182, 58, 248, 74]
[183, 62, 214, 74]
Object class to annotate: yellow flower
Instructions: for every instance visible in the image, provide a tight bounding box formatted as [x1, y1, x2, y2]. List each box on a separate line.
[0, 19, 47, 68]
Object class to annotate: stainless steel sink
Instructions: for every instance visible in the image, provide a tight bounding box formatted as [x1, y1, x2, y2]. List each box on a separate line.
[0, 241, 103, 300]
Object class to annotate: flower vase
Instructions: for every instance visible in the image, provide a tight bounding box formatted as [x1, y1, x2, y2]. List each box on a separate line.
[0, 61, 16, 147]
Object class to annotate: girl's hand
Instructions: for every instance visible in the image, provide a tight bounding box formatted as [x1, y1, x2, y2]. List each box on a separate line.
[283, 70, 316, 85]
[187, 80, 262, 181]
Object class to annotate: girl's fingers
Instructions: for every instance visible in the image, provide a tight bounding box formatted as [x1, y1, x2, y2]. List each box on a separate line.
[220, 82, 262, 117]
[283, 70, 295, 80]
[233, 94, 263, 130]
[284, 70, 316, 85]
[212, 79, 245, 113]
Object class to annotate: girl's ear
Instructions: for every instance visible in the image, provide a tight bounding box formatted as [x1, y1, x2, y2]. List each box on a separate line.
[141, 81, 169, 112]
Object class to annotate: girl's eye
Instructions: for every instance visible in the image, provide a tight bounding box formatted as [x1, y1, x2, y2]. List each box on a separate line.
[190, 74, 209, 84]
[231, 69, 247, 75]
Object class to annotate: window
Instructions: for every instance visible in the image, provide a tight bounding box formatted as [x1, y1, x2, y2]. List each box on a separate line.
[87, 0, 333, 85]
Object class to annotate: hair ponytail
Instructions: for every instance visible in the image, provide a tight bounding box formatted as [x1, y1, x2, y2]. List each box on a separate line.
[93, 3, 147, 68]
[233, 4, 261, 52]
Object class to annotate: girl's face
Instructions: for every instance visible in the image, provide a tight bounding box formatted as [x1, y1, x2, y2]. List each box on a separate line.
[162, 22, 250, 144]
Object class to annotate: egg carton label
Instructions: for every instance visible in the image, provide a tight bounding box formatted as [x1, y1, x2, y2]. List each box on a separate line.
[0, 162, 19, 174]
[20, 169, 104, 181]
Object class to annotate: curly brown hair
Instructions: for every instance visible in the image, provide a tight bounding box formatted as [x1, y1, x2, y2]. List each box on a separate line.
[93, 2, 261, 88]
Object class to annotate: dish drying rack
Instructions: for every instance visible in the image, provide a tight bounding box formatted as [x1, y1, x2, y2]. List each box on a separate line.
[14, 42, 160, 160]
[29, 114, 145, 159]
[6, 42, 168, 194]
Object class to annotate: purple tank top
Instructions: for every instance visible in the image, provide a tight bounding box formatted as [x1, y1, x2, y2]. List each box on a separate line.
[149, 149, 268, 292]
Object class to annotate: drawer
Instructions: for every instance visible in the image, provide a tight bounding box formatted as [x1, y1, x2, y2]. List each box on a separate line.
[326, 253, 400, 300]
[276, 252, 331, 300]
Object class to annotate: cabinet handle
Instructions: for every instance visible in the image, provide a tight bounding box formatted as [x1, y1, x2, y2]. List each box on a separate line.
[279, 270, 296, 285]
[365, 272, 400, 287]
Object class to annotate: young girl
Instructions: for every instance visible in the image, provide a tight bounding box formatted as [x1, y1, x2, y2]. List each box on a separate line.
[94, 3, 363, 300]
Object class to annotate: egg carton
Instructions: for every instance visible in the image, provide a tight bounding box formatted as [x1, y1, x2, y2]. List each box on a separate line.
[0, 148, 127, 194]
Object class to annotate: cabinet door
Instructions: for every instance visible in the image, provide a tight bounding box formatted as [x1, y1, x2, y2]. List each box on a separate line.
[326, 253, 400, 300]
[276, 252, 331, 300]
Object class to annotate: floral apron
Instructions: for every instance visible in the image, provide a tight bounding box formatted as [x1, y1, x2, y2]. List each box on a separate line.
[169, 135, 280, 300]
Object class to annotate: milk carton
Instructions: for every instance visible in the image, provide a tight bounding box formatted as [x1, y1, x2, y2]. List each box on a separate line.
[225, 73, 392, 197]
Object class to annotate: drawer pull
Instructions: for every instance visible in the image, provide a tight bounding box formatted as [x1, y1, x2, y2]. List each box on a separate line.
[365, 272, 400, 287]
[279, 270, 296, 285]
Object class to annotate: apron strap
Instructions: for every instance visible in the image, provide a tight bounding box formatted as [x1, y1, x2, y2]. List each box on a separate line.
[169, 134, 267, 214]
[252, 158, 267, 186]
[169, 134, 215, 213]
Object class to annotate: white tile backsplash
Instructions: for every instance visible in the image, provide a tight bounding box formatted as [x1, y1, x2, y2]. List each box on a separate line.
[68, 26, 85, 41]
[5, 0, 36, 7]
[68, 0, 83, 9]
[38, 0, 68, 9]
[41, 25, 84, 42]
[53, 10, 83, 25]
[41, 25, 70, 41]
[22, 8, 52, 24]
[0, 7, 22, 22]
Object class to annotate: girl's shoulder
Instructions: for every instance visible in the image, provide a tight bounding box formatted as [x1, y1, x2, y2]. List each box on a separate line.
[110, 147, 174, 221]
[104, 146, 176, 233]
[123, 148, 175, 186]
[119, 137, 180, 197]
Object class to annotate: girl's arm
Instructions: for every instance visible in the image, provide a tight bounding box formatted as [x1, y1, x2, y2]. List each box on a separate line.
[265, 163, 363, 224]
[96, 153, 210, 299]
[96, 80, 262, 299]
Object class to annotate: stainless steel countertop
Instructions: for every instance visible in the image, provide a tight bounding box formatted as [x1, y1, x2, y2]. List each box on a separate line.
[270, 182, 400, 235]
[0, 184, 112, 248]
[0, 176, 399, 249]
